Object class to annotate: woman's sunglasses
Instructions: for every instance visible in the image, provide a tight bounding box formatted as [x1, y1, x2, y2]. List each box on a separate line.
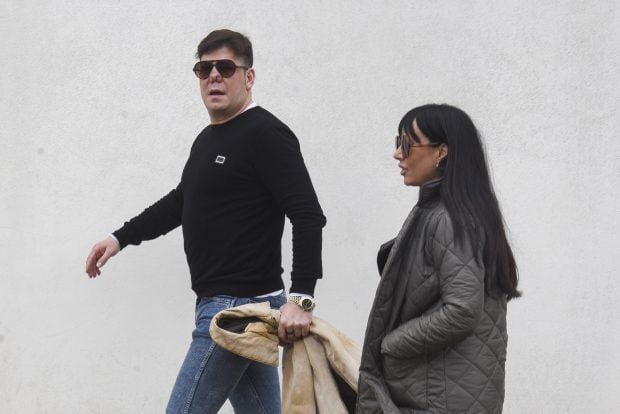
[193, 60, 249, 79]
[395, 135, 441, 157]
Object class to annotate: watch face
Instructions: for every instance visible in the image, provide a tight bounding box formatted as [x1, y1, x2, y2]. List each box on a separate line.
[301, 298, 313, 310]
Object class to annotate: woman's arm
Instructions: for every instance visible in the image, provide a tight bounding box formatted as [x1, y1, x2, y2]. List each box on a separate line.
[381, 212, 484, 359]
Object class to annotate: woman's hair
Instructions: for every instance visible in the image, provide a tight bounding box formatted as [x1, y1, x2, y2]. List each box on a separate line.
[399, 104, 521, 300]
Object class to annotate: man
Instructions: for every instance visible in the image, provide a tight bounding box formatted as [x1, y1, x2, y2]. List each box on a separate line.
[85, 29, 326, 414]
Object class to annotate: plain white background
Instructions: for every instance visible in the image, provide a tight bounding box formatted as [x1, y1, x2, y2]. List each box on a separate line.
[1, 1, 618, 412]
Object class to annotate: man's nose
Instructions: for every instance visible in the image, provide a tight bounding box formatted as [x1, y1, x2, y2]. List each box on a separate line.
[208, 66, 222, 81]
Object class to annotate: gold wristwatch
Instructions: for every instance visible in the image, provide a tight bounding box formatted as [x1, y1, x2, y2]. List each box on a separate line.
[288, 295, 316, 311]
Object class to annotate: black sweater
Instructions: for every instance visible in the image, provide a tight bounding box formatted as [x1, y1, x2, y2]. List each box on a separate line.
[113, 107, 326, 297]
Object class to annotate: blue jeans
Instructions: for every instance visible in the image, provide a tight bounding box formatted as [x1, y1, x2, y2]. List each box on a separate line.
[166, 293, 286, 414]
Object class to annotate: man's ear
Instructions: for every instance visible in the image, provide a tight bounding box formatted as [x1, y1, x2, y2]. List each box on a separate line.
[245, 68, 255, 90]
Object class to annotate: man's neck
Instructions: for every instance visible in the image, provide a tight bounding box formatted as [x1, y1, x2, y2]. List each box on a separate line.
[209, 97, 254, 125]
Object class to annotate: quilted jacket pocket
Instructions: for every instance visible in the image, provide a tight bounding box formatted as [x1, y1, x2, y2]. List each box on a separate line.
[382, 353, 428, 410]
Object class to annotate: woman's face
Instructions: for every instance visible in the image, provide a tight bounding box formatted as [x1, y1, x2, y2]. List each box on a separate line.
[394, 119, 447, 186]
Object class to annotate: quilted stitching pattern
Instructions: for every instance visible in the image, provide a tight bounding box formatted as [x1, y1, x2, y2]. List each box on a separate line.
[358, 181, 508, 414]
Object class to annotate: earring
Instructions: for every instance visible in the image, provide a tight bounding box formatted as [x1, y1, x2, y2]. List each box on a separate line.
[435, 160, 440, 168]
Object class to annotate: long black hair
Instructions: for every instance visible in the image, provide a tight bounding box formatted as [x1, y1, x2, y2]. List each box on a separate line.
[399, 104, 521, 300]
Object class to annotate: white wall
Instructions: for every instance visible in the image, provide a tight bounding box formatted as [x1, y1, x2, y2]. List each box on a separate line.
[2, 1, 618, 412]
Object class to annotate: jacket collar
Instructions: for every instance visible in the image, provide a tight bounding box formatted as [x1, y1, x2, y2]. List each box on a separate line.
[417, 178, 442, 206]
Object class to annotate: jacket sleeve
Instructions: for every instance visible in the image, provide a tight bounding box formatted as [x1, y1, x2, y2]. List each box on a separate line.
[381, 212, 484, 359]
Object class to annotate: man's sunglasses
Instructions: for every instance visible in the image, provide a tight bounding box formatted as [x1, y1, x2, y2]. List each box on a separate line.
[395, 135, 441, 157]
[193, 60, 249, 79]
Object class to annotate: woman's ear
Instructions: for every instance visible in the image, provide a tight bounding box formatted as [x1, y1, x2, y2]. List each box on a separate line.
[438, 143, 448, 162]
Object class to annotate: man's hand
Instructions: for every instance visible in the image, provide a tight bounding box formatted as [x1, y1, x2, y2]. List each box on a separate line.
[85, 236, 120, 278]
[278, 301, 312, 344]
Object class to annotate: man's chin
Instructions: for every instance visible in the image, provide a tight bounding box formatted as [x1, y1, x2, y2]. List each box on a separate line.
[206, 100, 228, 111]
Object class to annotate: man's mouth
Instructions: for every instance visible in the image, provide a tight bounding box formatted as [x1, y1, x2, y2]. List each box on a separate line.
[209, 90, 225, 96]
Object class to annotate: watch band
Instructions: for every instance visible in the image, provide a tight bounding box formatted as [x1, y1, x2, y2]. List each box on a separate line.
[288, 295, 316, 311]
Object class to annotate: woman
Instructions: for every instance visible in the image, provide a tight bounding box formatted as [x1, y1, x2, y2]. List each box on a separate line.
[357, 104, 520, 413]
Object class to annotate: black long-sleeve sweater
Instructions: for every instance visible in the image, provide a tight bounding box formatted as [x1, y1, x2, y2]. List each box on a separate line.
[113, 106, 326, 297]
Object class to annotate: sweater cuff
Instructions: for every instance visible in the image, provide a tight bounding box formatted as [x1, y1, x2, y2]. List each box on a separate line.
[111, 227, 130, 250]
[290, 278, 318, 296]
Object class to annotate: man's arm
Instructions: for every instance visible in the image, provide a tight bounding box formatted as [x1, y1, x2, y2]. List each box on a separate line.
[84, 186, 183, 278]
[112, 186, 184, 249]
[252, 121, 326, 343]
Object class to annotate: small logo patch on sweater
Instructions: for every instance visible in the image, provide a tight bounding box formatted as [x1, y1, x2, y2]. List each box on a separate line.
[215, 155, 226, 164]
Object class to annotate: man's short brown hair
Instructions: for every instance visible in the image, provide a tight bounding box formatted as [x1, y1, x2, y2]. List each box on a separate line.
[196, 29, 253, 67]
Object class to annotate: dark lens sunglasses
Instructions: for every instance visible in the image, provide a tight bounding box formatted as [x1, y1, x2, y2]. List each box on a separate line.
[193, 60, 249, 79]
[395, 135, 441, 157]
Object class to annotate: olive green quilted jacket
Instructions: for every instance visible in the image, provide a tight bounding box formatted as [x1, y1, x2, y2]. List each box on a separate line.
[357, 179, 508, 414]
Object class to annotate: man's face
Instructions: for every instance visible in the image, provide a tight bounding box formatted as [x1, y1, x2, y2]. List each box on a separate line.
[198, 47, 255, 124]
